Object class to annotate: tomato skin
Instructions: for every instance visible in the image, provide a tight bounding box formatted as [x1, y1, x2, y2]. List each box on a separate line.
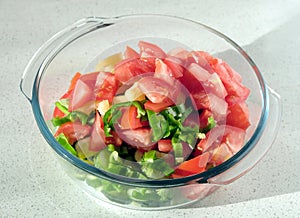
[168, 47, 190, 60]
[155, 57, 184, 79]
[54, 122, 92, 145]
[224, 82, 250, 105]
[69, 79, 94, 111]
[89, 112, 106, 152]
[163, 57, 184, 78]
[203, 73, 228, 99]
[138, 41, 167, 59]
[179, 68, 205, 94]
[192, 92, 227, 122]
[124, 46, 140, 59]
[68, 72, 119, 111]
[77, 72, 99, 89]
[53, 107, 66, 119]
[95, 72, 119, 103]
[221, 125, 246, 154]
[105, 131, 123, 147]
[144, 101, 173, 113]
[120, 106, 143, 130]
[68, 72, 81, 91]
[190, 51, 214, 73]
[158, 139, 173, 152]
[197, 125, 245, 155]
[226, 102, 250, 130]
[172, 152, 210, 177]
[154, 59, 173, 77]
[117, 127, 155, 151]
[114, 58, 155, 83]
[52, 89, 74, 118]
[138, 76, 172, 103]
[199, 109, 213, 129]
[213, 62, 250, 104]
[209, 143, 232, 166]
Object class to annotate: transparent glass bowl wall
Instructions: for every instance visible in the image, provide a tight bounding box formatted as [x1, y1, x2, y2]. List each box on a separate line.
[20, 15, 282, 210]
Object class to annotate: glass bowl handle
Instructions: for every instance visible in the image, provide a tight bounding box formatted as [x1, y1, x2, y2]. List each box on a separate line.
[206, 86, 282, 185]
[19, 17, 109, 102]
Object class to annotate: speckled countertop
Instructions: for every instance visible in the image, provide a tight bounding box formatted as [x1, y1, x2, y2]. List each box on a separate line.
[1, 0, 300, 217]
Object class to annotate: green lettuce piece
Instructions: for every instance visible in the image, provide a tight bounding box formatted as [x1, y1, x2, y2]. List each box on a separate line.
[141, 150, 174, 179]
[103, 101, 145, 137]
[146, 109, 169, 142]
[51, 111, 89, 126]
[55, 133, 77, 156]
[201, 116, 216, 133]
[54, 99, 69, 115]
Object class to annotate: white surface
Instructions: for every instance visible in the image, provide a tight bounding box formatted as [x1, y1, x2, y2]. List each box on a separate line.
[1, 0, 300, 217]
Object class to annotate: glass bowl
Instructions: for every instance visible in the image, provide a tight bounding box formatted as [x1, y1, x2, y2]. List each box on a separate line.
[20, 14, 282, 210]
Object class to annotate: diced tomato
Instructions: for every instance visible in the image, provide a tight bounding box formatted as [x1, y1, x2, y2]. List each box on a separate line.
[155, 59, 173, 76]
[77, 72, 99, 89]
[179, 66, 206, 94]
[224, 82, 250, 105]
[68, 72, 81, 91]
[167, 47, 190, 60]
[206, 93, 228, 121]
[124, 46, 140, 59]
[197, 125, 245, 154]
[213, 62, 250, 104]
[158, 139, 173, 152]
[95, 72, 119, 103]
[190, 51, 214, 73]
[202, 73, 228, 99]
[226, 102, 250, 130]
[209, 143, 232, 166]
[199, 109, 213, 129]
[192, 92, 227, 121]
[144, 100, 173, 113]
[187, 63, 211, 82]
[69, 79, 94, 111]
[196, 51, 218, 67]
[138, 41, 167, 59]
[68, 72, 119, 112]
[60, 89, 73, 99]
[138, 76, 173, 103]
[117, 127, 155, 151]
[197, 125, 223, 152]
[105, 131, 123, 147]
[223, 62, 242, 83]
[114, 58, 155, 83]
[53, 107, 66, 119]
[52, 89, 74, 118]
[54, 122, 92, 145]
[172, 152, 210, 177]
[120, 106, 143, 130]
[69, 72, 101, 111]
[192, 91, 210, 110]
[221, 125, 246, 154]
[162, 57, 184, 78]
[89, 112, 106, 152]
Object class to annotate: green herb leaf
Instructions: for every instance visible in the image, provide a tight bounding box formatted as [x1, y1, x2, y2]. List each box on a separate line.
[201, 116, 216, 133]
[103, 101, 145, 137]
[54, 99, 69, 115]
[147, 110, 169, 142]
[179, 125, 199, 145]
[55, 133, 77, 156]
[51, 111, 89, 126]
[141, 150, 174, 178]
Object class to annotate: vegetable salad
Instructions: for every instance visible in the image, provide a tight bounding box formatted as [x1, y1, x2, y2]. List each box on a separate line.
[51, 41, 251, 181]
